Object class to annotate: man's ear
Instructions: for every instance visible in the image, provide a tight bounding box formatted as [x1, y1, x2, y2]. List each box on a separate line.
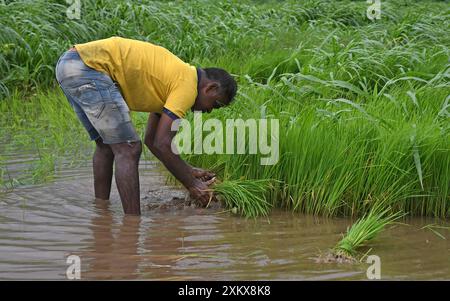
[205, 81, 220, 95]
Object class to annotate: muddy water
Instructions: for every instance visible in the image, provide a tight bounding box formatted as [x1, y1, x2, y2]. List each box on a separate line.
[0, 163, 448, 280]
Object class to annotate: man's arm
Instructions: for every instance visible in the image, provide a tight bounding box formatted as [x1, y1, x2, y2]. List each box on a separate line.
[144, 112, 161, 151]
[144, 112, 214, 204]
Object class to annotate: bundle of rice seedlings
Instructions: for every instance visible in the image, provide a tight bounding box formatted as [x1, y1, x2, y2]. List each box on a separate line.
[333, 203, 404, 260]
[212, 179, 273, 218]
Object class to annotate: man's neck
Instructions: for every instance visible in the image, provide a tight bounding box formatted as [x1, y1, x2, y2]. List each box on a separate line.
[197, 68, 207, 91]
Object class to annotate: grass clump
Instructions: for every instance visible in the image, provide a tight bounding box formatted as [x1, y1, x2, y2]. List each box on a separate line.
[212, 179, 273, 218]
[333, 204, 404, 259]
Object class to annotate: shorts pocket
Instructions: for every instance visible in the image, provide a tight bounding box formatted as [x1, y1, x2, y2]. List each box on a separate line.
[68, 81, 107, 118]
[69, 80, 99, 100]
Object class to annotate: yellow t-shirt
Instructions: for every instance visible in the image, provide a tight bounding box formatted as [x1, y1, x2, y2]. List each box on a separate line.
[74, 37, 198, 118]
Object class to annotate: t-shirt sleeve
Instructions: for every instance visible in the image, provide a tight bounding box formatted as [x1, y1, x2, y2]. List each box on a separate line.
[164, 80, 197, 119]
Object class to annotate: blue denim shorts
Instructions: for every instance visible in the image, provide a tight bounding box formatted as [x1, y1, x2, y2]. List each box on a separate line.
[55, 50, 140, 144]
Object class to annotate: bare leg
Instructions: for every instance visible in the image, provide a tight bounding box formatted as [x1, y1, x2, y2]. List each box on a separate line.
[109, 141, 142, 215]
[93, 138, 114, 200]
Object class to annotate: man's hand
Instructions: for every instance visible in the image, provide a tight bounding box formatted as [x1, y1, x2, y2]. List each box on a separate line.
[188, 178, 216, 206]
[191, 167, 216, 182]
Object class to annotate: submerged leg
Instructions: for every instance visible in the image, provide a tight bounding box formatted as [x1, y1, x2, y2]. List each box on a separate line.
[93, 138, 114, 200]
[109, 141, 142, 215]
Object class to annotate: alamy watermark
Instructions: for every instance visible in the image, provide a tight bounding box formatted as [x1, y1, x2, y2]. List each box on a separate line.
[66, 0, 81, 20]
[171, 111, 279, 165]
[367, 0, 381, 21]
[366, 255, 381, 279]
[66, 254, 81, 279]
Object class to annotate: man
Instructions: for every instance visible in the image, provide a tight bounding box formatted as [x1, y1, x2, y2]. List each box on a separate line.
[55, 37, 237, 215]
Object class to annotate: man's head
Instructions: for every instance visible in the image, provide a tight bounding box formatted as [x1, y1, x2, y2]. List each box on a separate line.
[192, 67, 237, 113]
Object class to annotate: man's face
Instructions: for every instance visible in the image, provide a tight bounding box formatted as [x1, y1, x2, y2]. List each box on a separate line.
[192, 82, 227, 113]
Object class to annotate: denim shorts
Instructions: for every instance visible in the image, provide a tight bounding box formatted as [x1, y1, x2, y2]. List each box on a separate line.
[55, 50, 140, 144]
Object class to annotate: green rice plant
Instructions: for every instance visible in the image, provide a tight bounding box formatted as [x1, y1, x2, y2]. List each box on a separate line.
[0, 155, 8, 190]
[212, 179, 274, 218]
[30, 152, 56, 183]
[333, 204, 405, 259]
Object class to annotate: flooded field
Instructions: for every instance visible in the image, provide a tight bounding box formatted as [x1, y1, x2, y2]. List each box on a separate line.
[0, 161, 448, 280]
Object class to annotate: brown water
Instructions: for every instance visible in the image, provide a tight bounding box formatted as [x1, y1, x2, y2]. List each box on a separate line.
[0, 162, 448, 280]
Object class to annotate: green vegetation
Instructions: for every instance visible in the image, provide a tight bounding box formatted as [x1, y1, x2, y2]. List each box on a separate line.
[212, 179, 274, 218]
[1, 0, 449, 257]
[333, 204, 404, 259]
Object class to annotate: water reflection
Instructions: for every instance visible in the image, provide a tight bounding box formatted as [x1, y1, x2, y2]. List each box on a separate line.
[81, 200, 141, 279]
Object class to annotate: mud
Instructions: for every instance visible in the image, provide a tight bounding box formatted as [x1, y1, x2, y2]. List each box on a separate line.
[314, 252, 358, 264]
[142, 186, 223, 212]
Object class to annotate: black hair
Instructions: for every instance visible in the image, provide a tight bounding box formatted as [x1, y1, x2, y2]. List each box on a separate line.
[203, 67, 237, 104]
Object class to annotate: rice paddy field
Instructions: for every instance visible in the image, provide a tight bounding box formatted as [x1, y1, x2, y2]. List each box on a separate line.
[0, 0, 449, 279]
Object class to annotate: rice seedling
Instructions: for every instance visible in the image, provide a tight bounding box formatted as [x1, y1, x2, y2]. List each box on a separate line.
[212, 179, 274, 218]
[333, 204, 405, 259]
